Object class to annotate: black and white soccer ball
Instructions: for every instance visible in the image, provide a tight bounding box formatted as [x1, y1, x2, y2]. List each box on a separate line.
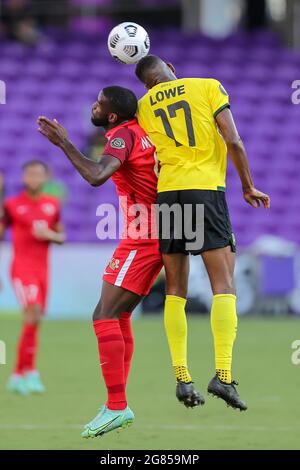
[107, 22, 150, 64]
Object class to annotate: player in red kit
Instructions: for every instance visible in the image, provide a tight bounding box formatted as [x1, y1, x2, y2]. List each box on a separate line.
[38, 86, 163, 438]
[0, 161, 65, 395]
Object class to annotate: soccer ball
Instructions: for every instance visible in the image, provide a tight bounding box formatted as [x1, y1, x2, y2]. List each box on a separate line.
[107, 22, 150, 64]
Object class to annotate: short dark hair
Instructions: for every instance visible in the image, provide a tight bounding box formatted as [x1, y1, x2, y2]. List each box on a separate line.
[135, 55, 163, 82]
[102, 86, 137, 120]
[22, 160, 49, 172]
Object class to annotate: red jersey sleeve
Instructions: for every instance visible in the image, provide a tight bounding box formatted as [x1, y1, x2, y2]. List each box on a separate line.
[103, 128, 134, 164]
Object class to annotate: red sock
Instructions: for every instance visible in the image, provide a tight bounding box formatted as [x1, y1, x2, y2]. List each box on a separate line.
[14, 323, 39, 374]
[93, 319, 126, 411]
[119, 313, 134, 385]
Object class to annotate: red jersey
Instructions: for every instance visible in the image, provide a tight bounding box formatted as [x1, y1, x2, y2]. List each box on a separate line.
[104, 118, 158, 240]
[3, 192, 61, 273]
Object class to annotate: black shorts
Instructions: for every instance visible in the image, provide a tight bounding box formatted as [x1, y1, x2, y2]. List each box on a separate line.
[156, 189, 236, 256]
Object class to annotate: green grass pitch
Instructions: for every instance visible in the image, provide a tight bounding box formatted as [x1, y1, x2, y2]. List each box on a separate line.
[1, 313, 300, 450]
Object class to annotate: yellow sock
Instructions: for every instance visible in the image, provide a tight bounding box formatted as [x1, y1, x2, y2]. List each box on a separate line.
[211, 294, 237, 384]
[164, 295, 192, 383]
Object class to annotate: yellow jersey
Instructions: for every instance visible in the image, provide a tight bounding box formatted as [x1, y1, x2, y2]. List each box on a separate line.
[137, 78, 230, 193]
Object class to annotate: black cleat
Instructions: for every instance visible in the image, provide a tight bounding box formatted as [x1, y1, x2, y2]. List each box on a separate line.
[207, 374, 248, 411]
[176, 381, 205, 408]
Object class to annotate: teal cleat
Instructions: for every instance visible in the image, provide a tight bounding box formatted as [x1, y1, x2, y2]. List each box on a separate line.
[6, 374, 29, 396]
[81, 405, 134, 438]
[84, 405, 105, 429]
[25, 371, 45, 394]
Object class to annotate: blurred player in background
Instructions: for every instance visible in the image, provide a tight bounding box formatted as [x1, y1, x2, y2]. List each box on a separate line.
[136, 55, 270, 411]
[38, 86, 163, 438]
[0, 161, 65, 395]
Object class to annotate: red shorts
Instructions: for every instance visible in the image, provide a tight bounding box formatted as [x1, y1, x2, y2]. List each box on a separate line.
[11, 268, 48, 312]
[102, 239, 163, 296]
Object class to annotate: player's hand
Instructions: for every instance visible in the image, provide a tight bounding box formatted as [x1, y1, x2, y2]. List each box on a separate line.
[243, 187, 270, 209]
[32, 224, 53, 241]
[37, 116, 68, 146]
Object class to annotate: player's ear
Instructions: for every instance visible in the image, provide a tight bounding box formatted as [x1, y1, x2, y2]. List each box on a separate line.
[167, 62, 176, 74]
[108, 113, 118, 124]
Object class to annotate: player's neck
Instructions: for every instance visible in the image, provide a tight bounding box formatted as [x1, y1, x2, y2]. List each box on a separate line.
[25, 189, 42, 200]
[106, 119, 129, 131]
[156, 74, 177, 85]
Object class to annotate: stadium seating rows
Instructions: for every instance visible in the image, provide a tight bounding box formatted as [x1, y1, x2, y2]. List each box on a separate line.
[0, 29, 299, 245]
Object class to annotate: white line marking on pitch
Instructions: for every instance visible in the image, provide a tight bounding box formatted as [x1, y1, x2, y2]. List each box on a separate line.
[0, 423, 298, 432]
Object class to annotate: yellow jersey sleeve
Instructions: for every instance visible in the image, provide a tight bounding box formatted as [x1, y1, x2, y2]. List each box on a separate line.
[205, 79, 230, 118]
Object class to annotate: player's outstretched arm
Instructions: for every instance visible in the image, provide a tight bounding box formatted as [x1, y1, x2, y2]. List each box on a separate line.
[37, 117, 121, 186]
[216, 108, 270, 209]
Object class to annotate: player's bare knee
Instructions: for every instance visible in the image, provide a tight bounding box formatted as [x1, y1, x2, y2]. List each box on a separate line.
[166, 275, 188, 298]
[92, 305, 102, 321]
[166, 286, 187, 299]
[92, 303, 118, 321]
[25, 305, 41, 325]
[212, 279, 236, 296]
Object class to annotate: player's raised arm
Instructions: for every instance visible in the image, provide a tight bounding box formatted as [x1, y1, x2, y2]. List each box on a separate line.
[38, 87, 138, 187]
[37, 117, 121, 187]
[216, 108, 270, 209]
